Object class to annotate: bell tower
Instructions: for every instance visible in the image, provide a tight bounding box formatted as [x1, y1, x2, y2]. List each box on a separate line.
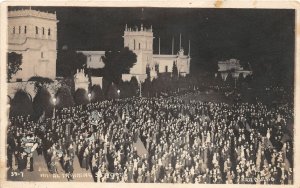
[123, 24, 154, 76]
[8, 8, 58, 81]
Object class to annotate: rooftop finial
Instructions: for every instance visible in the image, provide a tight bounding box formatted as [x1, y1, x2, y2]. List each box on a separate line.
[125, 24, 128, 31]
[141, 23, 143, 31]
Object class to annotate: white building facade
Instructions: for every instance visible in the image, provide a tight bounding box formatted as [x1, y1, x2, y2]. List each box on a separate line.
[123, 24, 191, 82]
[77, 51, 106, 69]
[8, 9, 58, 82]
[78, 24, 191, 84]
[217, 59, 252, 80]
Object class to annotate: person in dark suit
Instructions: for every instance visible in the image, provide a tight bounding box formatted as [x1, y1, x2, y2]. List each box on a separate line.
[18, 152, 27, 172]
[29, 153, 34, 172]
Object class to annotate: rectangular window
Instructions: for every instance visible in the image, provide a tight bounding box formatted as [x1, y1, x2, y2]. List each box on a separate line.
[165, 66, 168, 72]
[36, 26, 38, 34]
[16, 78, 22, 82]
[41, 52, 44, 58]
[24, 26, 27, 34]
[19, 26, 21, 34]
[48, 28, 51, 36]
[134, 40, 136, 50]
[42, 27, 45, 35]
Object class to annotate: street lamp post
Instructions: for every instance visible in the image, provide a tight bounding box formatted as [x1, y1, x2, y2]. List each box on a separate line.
[52, 98, 56, 118]
[139, 81, 142, 97]
[117, 90, 120, 98]
[88, 93, 91, 102]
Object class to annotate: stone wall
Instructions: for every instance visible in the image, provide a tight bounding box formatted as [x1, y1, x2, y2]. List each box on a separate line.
[91, 77, 103, 88]
[7, 80, 59, 100]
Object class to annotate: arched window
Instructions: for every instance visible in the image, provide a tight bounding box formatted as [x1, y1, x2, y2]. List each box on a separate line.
[24, 26, 27, 34]
[36, 26, 38, 34]
[42, 27, 45, 35]
[13, 27, 15, 34]
[48, 28, 51, 36]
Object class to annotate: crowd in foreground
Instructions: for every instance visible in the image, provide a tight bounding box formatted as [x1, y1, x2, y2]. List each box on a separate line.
[7, 94, 294, 184]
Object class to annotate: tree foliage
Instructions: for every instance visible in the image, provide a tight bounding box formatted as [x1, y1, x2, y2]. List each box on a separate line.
[10, 90, 33, 117]
[237, 73, 244, 88]
[215, 72, 223, 86]
[7, 52, 22, 82]
[155, 64, 159, 74]
[55, 86, 75, 108]
[56, 48, 86, 77]
[225, 72, 234, 86]
[172, 61, 179, 79]
[106, 83, 118, 100]
[142, 78, 152, 97]
[102, 47, 137, 85]
[90, 85, 104, 102]
[146, 65, 151, 79]
[29, 76, 54, 92]
[74, 88, 89, 105]
[59, 77, 76, 94]
[119, 81, 134, 98]
[33, 87, 53, 119]
[130, 76, 139, 96]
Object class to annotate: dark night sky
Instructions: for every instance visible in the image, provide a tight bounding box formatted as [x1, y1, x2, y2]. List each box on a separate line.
[9, 7, 295, 83]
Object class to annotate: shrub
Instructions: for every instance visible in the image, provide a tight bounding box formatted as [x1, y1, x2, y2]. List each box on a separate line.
[32, 87, 54, 119]
[55, 86, 75, 108]
[74, 88, 89, 105]
[10, 89, 33, 117]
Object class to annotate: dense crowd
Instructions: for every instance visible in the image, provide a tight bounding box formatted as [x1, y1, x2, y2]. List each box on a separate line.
[7, 95, 294, 184]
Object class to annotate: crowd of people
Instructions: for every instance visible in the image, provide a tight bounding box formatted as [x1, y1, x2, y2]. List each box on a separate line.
[7, 93, 294, 184]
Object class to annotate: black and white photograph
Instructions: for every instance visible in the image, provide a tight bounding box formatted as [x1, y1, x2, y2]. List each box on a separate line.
[1, 3, 297, 185]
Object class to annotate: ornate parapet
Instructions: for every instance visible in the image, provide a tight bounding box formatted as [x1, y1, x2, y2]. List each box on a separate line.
[74, 69, 89, 91]
[8, 9, 57, 20]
